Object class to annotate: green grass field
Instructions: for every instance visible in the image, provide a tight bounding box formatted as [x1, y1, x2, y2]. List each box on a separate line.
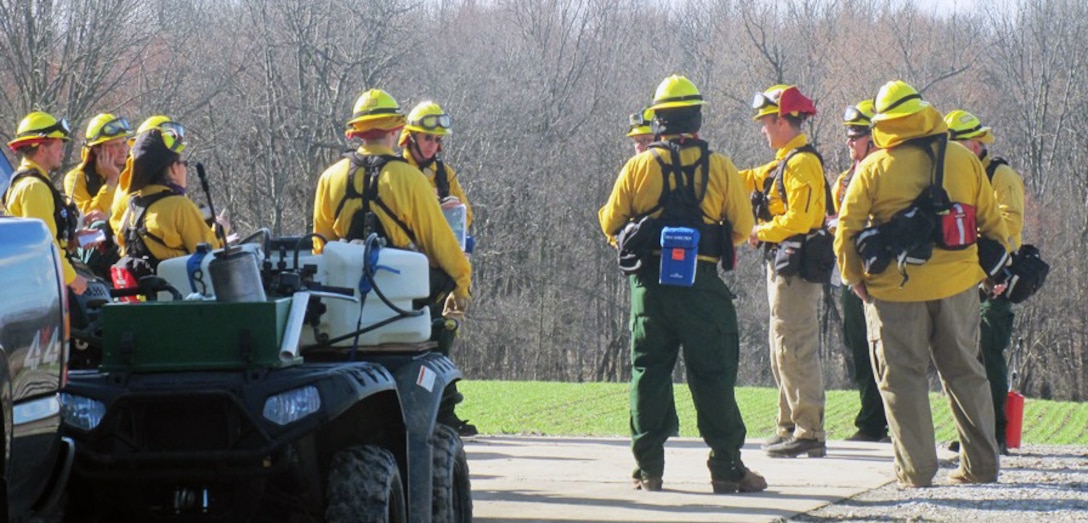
[458, 381, 1088, 445]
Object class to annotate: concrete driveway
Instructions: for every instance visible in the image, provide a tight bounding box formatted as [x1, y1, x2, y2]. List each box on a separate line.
[467, 436, 899, 522]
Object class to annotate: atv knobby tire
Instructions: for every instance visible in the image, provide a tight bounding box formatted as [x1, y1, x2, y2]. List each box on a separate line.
[431, 425, 473, 522]
[326, 445, 406, 523]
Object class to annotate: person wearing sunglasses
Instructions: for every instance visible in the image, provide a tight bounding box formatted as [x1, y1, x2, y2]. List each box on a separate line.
[599, 75, 764, 495]
[3, 110, 88, 295]
[944, 109, 1025, 457]
[627, 107, 655, 154]
[834, 81, 1008, 488]
[830, 100, 889, 444]
[313, 89, 472, 433]
[398, 101, 474, 229]
[740, 84, 828, 459]
[115, 120, 221, 267]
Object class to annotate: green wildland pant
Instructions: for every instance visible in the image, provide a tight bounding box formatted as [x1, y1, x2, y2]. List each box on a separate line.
[629, 260, 749, 482]
[980, 295, 1014, 445]
[842, 286, 888, 437]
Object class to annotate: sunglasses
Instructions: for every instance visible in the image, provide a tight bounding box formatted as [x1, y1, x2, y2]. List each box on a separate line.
[842, 106, 871, 125]
[158, 121, 187, 152]
[175, 159, 189, 167]
[89, 117, 132, 143]
[38, 118, 72, 137]
[751, 92, 781, 110]
[414, 113, 451, 131]
[418, 134, 442, 144]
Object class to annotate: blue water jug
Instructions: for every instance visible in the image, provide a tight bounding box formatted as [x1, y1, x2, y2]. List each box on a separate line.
[659, 227, 700, 287]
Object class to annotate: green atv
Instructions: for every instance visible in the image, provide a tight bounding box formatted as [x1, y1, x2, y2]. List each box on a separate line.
[61, 234, 472, 522]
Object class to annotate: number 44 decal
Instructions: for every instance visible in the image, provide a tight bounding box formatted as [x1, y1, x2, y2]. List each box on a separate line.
[24, 327, 60, 370]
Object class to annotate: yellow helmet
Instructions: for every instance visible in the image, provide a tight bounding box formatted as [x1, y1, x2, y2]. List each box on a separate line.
[649, 75, 706, 111]
[871, 80, 929, 122]
[7, 111, 71, 151]
[405, 101, 451, 136]
[944, 109, 994, 143]
[843, 99, 875, 137]
[134, 115, 186, 153]
[751, 84, 792, 120]
[85, 113, 134, 147]
[346, 89, 406, 133]
[627, 107, 654, 137]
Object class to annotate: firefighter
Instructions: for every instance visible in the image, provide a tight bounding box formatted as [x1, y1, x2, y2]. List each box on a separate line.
[945, 109, 1026, 456]
[599, 75, 765, 494]
[835, 80, 1008, 487]
[313, 89, 473, 434]
[4, 111, 87, 294]
[834, 100, 889, 443]
[64, 113, 134, 278]
[118, 118, 222, 264]
[399, 101, 474, 228]
[742, 84, 828, 458]
[627, 107, 655, 155]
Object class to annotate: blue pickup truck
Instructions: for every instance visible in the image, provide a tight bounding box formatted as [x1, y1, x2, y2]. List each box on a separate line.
[0, 217, 74, 521]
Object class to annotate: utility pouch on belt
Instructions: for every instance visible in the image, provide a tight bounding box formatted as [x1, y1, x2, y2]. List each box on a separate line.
[799, 227, 836, 284]
[773, 235, 804, 277]
[616, 215, 660, 275]
[977, 237, 1011, 279]
[855, 227, 890, 275]
[659, 227, 699, 287]
[1003, 244, 1049, 304]
[935, 201, 977, 250]
[717, 220, 736, 271]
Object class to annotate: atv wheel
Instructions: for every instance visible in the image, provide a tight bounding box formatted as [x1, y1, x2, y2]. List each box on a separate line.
[431, 425, 473, 522]
[325, 445, 406, 523]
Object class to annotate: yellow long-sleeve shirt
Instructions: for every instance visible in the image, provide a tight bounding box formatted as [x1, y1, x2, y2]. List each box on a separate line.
[313, 144, 471, 299]
[117, 185, 221, 261]
[598, 138, 754, 251]
[63, 164, 115, 217]
[4, 159, 77, 284]
[403, 154, 474, 228]
[834, 107, 1010, 302]
[740, 134, 827, 244]
[982, 154, 1025, 250]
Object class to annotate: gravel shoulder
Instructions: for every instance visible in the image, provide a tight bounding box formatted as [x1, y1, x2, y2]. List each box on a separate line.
[789, 444, 1088, 522]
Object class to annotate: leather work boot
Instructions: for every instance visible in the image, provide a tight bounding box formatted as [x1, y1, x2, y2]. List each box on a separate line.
[761, 434, 787, 449]
[632, 475, 663, 491]
[948, 469, 998, 485]
[711, 470, 768, 494]
[846, 430, 887, 442]
[765, 437, 827, 458]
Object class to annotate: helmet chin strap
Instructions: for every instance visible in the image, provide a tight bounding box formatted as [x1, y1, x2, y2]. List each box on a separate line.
[409, 136, 437, 169]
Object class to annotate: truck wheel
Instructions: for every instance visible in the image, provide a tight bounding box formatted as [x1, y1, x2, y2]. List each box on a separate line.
[325, 445, 406, 523]
[431, 425, 473, 523]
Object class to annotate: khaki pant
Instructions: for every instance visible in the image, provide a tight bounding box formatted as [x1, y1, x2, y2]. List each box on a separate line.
[766, 262, 825, 441]
[865, 287, 999, 486]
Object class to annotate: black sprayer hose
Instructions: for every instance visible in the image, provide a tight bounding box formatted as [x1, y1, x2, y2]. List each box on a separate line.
[195, 162, 228, 247]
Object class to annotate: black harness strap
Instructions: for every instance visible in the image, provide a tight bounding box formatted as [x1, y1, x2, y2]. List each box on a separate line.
[334, 152, 415, 243]
[767, 144, 832, 214]
[4, 168, 78, 246]
[434, 160, 450, 200]
[124, 189, 182, 266]
[985, 155, 1009, 183]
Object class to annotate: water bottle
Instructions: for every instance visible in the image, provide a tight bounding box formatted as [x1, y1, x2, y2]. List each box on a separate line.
[440, 197, 467, 251]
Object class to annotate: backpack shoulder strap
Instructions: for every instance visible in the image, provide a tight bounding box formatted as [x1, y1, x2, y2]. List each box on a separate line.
[336, 151, 415, 243]
[434, 160, 450, 199]
[6, 168, 78, 244]
[986, 156, 1009, 182]
[126, 189, 182, 262]
[771, 143, 826, 211]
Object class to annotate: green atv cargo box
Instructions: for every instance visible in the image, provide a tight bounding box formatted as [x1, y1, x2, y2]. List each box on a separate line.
[99, 299, 301, 371]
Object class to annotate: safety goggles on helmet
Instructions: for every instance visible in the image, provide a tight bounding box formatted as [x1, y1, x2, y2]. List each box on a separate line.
[413, 113, 451, 131]
[157, 121, 186, 152]
[34, 118, 72, 139]
[751, 92, 779, 111]
[88, 117, 132, 144]
[842, 106, 872, 126]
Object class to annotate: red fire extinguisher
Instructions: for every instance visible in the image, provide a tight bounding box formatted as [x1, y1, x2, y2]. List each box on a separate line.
[1005, 337, 1025, 449]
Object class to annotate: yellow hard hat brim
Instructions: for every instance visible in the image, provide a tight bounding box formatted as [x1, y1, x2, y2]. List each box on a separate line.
[649, 99, 706, 111]
[871, 100, 931, 123]
[752, 107, 779, 121]
[627, 126, 653, 137]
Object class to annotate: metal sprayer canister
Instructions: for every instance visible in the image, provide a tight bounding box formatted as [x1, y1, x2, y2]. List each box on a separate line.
[208, 247, 267, 302]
